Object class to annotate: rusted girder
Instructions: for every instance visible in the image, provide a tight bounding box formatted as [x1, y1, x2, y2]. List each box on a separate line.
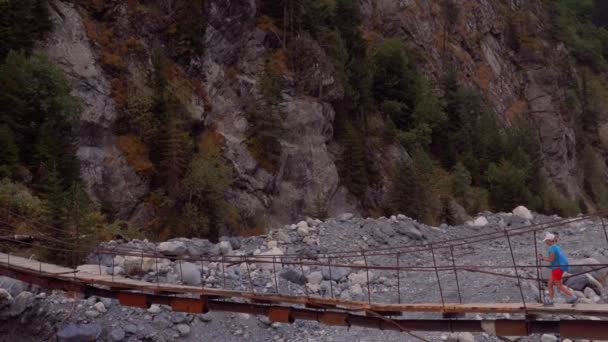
[1, 260, 608, 339]
[81, 286, 608, 339]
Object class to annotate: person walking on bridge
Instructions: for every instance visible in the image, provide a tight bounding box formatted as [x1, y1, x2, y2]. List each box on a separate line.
[538, 232, 577, 305]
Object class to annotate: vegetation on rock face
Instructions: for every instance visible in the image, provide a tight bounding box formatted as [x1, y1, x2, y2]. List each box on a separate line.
[0, 4, 137, 264]
[4, 0, 608, 259]
[246, 58, 284, 173]
[0, 0, 52, 60]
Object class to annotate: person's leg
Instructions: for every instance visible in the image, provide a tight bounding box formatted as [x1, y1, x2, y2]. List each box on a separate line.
[547, 278, 555, 302]
[556, 279, 573, 297]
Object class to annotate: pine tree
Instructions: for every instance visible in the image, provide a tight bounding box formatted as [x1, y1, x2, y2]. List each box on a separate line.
[341, 123, 368, 197]
[173, 0, 207, 58]
[159, 119, 190, 195]
[0, 0, 53, 59]
[389, 149, 444, 224]
[246, 58, 283, 173]
[180, 144, 233, 240]
[0, 124, 18, 177]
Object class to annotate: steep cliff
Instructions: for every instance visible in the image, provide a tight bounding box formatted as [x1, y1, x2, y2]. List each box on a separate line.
[38, 0, 608, 232]
[360, 0, 581, 199]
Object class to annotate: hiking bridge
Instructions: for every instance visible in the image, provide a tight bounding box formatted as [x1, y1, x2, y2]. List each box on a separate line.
[1, 207, 608, 340]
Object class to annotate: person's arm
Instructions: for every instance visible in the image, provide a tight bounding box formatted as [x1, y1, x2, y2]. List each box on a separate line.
[540, 252, 555, 263]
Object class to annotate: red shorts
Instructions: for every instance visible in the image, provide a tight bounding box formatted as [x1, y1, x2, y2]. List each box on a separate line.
[551, 268, 564, 281]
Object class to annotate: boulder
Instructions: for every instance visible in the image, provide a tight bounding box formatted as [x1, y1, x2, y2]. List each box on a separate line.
[446, 199, 470, 225]
[306, 271, 323, 285]
[541, 334, 558, 342]
[321, 266, 351, 282]
[85, 310, 100, 318]
[457, 332, 474, 342]
[0, 288, 12, 310]
[280, 268, 307, 285]
[512, 206, 533, 220]
[174, 262, 201, 286]
[275, 231, 292, 244]
[123, 256, 155, 276]
[176, 324, 191, 336]
[338, 213, 354, 221]
[123, 323, 137, 335]
[57, 323, 103, 342]
[186, 239, 214, 256]
[348, 271, 374, 285]
[148, 304, 162, 314]
[6, 291, 34, 317]
[297, 222, 310, 237]
[467, 216, 489, 227]
[219, 241, 232, 255]
[296, 245, 321, 259]
[257, 247, 284, 270]
[93, 301, 107, 313]
[158, 241, 187, 256]
[109, 327, 125, 341]
[397, 224, 424, 240]
[0, 276, 34, 296]
[350, 284, 363, 297]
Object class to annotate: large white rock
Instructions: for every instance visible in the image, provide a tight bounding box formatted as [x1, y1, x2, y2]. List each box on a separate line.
[219, 241, 232, 255]
[123, 256, 155, 275]
[350, 284, 363, 297]
[512, 206, 533, 220]
[175, 262, 202, 286]
[457, 332, 474, 342]
[348, 271, 374, 285]
[296, 222, 310, 237]
[467, 216, 488, 227]
[306, 272, 323, 285]
[158, 241, 187, 255]
[257, 247, 284, 270]
[541, 334, 558, 342]
[93, 302, 107, 313]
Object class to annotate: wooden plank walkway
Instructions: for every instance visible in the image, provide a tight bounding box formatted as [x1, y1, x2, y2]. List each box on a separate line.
[1, 252, 607, 317]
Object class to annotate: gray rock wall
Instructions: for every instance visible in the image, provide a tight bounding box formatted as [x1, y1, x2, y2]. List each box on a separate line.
[45, 1, 148, 218]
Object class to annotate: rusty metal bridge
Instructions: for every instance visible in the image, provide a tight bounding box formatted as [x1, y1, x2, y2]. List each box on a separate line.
[1, 207, 608, 340]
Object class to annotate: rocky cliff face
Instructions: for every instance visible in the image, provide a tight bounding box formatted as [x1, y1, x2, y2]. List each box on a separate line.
[45, 1, 148, 219]
[200, 1, 349, 222]
[360, 0, 581, 199]
[43, 0, 591, 228]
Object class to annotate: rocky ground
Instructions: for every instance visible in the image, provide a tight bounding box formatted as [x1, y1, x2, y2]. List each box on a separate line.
[1, 206, 607, 342]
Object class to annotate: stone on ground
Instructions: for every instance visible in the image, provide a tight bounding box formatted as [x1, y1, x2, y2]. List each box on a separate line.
[280, 268, 307, 285]
[57, 323, 102, 342]
[158, 241, 187, 256]
[306, 271, 323, 285]
[512, 206, 533, 220]
[110, 327, 125, 341]
[175, 262, 202, 286]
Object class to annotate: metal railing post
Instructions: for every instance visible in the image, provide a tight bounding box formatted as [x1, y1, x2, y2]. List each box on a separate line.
[430, 244, 446, 311]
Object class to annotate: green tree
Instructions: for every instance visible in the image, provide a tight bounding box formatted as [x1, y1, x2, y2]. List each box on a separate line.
[180, 145, 233, 241]
[0, 124, 18, 177]
[172, 0, 207, 58]
[582, 144, 608, 208]
[0, 0, 53, 59]
[246, 58, 283, 173]
[0, 51, 81, 185]
[341, 122, 368, 197]
[158, 119, 191, 194]
[389, 148, 445, 224]
[371, 39, 416, 108]
[486, 159, 531, 211]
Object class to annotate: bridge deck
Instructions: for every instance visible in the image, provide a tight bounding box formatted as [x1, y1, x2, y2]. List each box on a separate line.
[1, 252, 607, 317]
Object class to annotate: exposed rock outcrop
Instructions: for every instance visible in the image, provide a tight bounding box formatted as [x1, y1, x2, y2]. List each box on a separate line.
[45, 0, 147, 218]
[359, 0, 582, 200]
